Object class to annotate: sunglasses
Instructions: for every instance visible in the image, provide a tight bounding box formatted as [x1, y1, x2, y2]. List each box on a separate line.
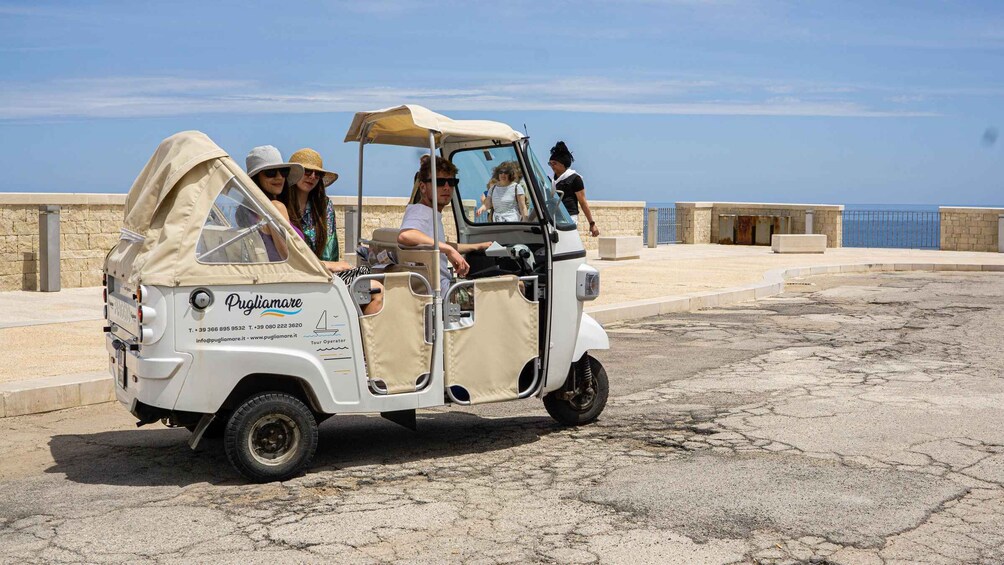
[422, 177, 459, 188]
[261, 167, 289, 179]
[303, 169, 323, 178]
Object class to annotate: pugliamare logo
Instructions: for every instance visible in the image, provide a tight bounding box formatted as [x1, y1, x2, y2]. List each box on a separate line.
[225, 293, 303, 317]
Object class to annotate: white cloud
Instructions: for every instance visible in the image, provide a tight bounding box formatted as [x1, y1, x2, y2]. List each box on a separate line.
[0, 75, 940, 120]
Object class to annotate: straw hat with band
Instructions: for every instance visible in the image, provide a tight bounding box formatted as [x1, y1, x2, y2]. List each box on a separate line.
[246, 145, 304, 186]
[289, 148, 339, 187]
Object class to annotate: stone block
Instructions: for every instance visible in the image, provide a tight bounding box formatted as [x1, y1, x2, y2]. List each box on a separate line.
[598, 236, 642, 260]
[771, 234, 827, 253]
[1, 383, 81, 417]
[80, 377, 115, 405]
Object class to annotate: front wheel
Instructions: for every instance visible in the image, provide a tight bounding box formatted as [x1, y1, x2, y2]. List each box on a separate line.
[543, 354, 609, 426]
[224, 392, 318, 483]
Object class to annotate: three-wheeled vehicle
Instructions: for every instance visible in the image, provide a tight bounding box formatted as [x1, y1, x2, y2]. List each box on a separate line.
[103, 105, 609, 482]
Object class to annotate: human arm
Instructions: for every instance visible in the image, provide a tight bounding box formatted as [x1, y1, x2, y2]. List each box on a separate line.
[516, 185, 529, 221]
[398, 228, 472, 277]
[575, 189, 599, 236]
[265, 201, 291, 256]
[323, 260, 355, 273]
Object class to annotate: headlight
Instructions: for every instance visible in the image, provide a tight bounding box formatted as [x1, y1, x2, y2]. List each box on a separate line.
[576, 265, 600, 301]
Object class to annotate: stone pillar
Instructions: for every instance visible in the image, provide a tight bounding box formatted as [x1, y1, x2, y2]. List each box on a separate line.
[646, 208, 657, 248]
[805, 210, 814, 235]
[38, 205, 60, 292]
[999, 214, 1003, 253]
[343, 206, 358, 264]
[675, 202, 713, 244]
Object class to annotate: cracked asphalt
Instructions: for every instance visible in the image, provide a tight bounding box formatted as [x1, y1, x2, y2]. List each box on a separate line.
[2, 271, 1004, 564]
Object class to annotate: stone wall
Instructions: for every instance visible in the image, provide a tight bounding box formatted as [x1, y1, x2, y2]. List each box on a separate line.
[676, 202, 713, 244]
[676, 201, 843, 248]
[1, 193, 644, 291]
[1, 194, 125, 291]
[940, 207, 1003, 252]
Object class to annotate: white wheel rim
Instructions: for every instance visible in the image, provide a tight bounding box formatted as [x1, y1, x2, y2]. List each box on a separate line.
[247, 413, 301, 467]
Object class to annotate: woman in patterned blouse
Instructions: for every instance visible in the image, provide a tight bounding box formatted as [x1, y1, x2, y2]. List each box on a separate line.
[287, 148, 383, 314]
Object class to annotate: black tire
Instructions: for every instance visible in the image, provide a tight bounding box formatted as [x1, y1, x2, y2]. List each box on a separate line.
[543, 354, 609, 426]
[223, 392, 318, 483]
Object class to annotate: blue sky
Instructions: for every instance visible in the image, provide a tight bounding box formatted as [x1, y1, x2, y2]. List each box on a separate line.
[1, 0, 1002, 206]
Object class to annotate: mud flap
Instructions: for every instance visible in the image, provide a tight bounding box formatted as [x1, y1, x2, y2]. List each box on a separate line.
[188, 413, 216, 450]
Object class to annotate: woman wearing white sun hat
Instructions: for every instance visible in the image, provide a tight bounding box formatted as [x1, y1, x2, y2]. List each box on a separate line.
[240, 145, 305, 261]
[245, 144, 304, 228]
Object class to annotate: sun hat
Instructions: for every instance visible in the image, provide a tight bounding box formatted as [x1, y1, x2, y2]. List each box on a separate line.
[245, 145, 304, 186]
[289, 148, 339, 187]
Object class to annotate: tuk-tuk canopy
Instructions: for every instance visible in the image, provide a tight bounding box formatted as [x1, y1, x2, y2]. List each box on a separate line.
[344, 104, 524, 148]
[107, 130, 331, 287]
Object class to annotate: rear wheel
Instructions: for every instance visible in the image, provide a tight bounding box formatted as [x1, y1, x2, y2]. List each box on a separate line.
[543, 354, 609, 426]
[223, 392, 318, 483]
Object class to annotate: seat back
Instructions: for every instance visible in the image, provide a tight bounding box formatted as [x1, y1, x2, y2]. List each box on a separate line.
[365, 228, 441, 294]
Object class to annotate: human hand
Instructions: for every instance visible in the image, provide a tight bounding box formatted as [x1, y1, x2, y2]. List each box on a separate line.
[589, 223, 600, 237]
[325, 260, 354, 273]
[447, 248, 470, 278]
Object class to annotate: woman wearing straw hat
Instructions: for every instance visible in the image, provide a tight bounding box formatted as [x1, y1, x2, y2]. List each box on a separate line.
[288, 148, 383, 314]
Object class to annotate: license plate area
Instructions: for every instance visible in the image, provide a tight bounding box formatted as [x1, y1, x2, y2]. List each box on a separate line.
[114, 344, 127, 390]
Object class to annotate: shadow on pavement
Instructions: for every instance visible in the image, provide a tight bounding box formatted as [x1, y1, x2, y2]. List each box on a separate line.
[46, 410, 559, 487]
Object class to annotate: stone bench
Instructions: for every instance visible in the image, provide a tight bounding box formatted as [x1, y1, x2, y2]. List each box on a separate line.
[598, 236, 642, 260]
[771, 234, 827, 253]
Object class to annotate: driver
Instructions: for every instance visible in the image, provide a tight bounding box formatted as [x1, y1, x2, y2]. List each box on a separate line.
[398, 157, 493, 293]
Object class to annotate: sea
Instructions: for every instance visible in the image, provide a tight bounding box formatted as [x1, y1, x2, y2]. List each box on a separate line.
[642, 203, 975, 249]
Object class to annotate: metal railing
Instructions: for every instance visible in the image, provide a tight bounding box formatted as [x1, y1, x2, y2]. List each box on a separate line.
[842, 210, 940, 249]
[643, 207, 680, 245]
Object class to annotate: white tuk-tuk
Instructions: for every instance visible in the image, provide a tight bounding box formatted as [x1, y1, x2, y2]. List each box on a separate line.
[103, 105, 609, 482]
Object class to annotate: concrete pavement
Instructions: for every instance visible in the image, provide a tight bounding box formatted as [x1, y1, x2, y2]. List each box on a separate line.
[2, 271, 1003, 563]
[2, 244, 1004, 416]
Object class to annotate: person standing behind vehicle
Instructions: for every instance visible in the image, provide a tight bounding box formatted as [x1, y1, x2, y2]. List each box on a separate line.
[548, 141, 599, 237]
[399, 156, 493, 293]
[287, 148, 382, 314]
[484, 160, 528, 223]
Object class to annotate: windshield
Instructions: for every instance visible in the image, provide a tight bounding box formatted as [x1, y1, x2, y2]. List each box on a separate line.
[525, 143, 576, 230]
[451, 145, 537, 225]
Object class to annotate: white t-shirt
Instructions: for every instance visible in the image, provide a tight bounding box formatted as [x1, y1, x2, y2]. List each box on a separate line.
[400, 203, 450, 292]
[488, 182, 525, 222]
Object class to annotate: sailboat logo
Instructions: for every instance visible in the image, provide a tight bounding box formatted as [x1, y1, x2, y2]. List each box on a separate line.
[314, 310, 341, 335]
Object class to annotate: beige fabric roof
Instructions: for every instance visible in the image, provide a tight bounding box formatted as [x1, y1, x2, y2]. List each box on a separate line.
[107, 131, 331, 287]
[344, 105, 524, 148]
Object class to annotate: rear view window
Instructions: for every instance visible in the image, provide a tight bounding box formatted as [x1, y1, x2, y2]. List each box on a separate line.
[196, 178, 288, 264]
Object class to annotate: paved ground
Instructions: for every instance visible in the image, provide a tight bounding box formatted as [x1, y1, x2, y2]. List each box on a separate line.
[3, 245, 1004, 385]
[2, 270, 1003, 564]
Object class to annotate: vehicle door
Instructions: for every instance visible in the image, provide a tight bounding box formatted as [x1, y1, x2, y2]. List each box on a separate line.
[442, 144, 546, 403]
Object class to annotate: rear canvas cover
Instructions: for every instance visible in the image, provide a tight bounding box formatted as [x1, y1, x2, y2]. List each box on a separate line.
[107, 131, 331, 286]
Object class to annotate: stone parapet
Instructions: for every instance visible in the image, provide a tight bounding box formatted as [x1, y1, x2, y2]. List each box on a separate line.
[676, 201, 843, 248]
[0, 193, 643, 290]
[940, 207, 1004, 252]
[676, 202, 713, 244]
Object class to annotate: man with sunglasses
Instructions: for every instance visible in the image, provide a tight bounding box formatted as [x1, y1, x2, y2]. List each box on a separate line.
[399, 157, 493, 293]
